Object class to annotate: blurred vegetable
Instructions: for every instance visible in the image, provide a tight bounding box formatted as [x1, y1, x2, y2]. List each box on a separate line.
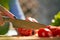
[55, 11, 60, 19]
[0, 0, 9, 10]
[51, 11, 60, 26]
[0, 22, 9, 35]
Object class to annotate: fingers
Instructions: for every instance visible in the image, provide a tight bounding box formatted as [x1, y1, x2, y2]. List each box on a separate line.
[0, 5, 15, 19]
[26, 17, 38, 23]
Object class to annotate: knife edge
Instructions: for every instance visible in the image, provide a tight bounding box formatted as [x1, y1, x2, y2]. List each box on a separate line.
[3, 17, 46, 29]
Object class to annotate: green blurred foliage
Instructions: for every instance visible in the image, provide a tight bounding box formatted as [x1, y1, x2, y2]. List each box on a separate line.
[0, 0, 9, 10]
[51, 11, 60, 26]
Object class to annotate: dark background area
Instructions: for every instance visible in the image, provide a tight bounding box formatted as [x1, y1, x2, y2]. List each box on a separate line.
[37, 0, 60, 25]
[20, 0, 60, 25]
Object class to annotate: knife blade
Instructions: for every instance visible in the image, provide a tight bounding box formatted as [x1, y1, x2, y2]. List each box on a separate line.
[3, 17, 46, 29]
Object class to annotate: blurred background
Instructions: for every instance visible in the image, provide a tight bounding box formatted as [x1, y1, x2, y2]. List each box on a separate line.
[19, 0, 60, 25]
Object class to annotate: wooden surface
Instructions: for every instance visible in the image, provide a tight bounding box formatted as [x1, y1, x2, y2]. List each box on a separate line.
[0, 36, 60, 40]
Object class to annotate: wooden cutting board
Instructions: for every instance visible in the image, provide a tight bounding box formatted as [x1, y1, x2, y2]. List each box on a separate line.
[0, 35, 60, 40]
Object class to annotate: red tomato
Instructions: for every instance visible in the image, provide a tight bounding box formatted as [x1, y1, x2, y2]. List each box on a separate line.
[46, 25, 57, 29]
[55, 28, 60, 37]
[50, 28, 57, 37]
[38, 28, 52, 37]
[16, 28, 35, 36]
[46, 26, 51, 29]
[47, 26, 58, 37]
[17, 28, 24, 36]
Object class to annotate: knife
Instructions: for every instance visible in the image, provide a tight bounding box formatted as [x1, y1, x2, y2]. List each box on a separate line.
[0, 5, 46, 29]
[3, 17, 46, 29]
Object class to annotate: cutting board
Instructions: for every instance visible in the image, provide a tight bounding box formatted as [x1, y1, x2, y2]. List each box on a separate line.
[0, 22, 60, 40]
[0, 36, 60, 40]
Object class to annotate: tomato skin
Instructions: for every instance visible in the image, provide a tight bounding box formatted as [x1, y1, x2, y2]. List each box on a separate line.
[38, 28, 52, 37]
[46, 26, 60, 37]
[46, 25, 57, 29]
[58, 28, 60, 35]
[50, 28, 60, 37]
[46, 26, 57, 37]
[46, 26, 50, 28]
[55, 28, 60, 37]
[50, 28, 57, 37]
[16, 28, 35, 36]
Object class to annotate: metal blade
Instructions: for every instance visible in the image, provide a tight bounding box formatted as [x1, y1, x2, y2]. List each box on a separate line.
[3, 17, 46, 29]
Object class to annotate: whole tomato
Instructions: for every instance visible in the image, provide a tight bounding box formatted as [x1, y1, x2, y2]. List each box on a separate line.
[38, 28, 52, 37]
